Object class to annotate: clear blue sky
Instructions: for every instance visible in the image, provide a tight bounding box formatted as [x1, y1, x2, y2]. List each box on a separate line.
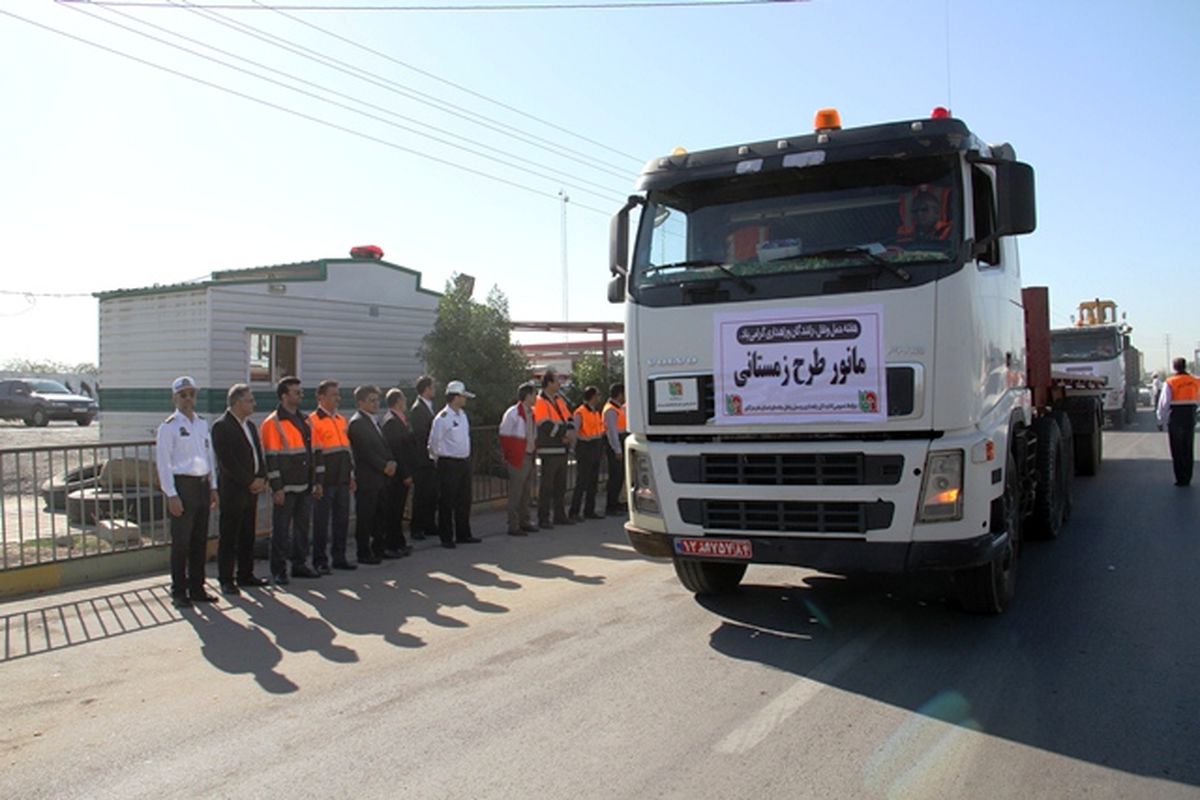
[2, 0, 1198, 373]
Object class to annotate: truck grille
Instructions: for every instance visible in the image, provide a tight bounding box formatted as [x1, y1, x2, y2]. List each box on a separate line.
[668, 453, 903, 486]
[678, 498, 894, 534]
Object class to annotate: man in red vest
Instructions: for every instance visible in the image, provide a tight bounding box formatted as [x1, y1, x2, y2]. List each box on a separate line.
[499, 382, 538, 535]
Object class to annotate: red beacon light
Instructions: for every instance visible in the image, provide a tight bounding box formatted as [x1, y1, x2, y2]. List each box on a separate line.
[813, 108, 842, 131]
[930, 106, 952, 119]
[349, 244, 384, 260]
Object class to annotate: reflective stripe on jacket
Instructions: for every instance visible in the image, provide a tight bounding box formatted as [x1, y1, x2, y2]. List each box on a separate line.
[311, 407, 353, 486]
[261, 407, 316, 493]
[533, 392, 574, 454]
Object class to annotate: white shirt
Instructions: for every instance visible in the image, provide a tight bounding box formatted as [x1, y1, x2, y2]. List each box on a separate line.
[155, 411, 217, 496]
[499, 403, 535, 453]
[238, 414, 260, 473]
[428, 406, 471, 460]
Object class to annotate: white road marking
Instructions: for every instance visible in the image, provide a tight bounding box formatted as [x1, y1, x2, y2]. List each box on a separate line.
[714, 626, 886, 754]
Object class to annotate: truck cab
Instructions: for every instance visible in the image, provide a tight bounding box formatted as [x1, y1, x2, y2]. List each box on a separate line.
[1050, 300, 1138, 427]
[608, 109, 1064, 614]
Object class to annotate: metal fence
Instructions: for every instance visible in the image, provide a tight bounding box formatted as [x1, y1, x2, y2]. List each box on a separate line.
[1, 426, 594, 573]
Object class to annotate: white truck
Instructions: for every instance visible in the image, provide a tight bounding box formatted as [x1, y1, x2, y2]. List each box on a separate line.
[607, 108, 1103, 613]
[1050, 300, 1140, 428]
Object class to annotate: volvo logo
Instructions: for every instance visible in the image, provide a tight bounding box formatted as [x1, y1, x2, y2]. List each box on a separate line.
[646, 355, 700, 367]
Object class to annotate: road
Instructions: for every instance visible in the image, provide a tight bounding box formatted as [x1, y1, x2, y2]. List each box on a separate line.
[1, 409, 1197, 799]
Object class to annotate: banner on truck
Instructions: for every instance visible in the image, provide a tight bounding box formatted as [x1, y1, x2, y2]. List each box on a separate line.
[713, 305, 887, 425]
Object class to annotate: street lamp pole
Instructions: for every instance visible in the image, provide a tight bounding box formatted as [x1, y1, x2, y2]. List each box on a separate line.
[559, 189, 570, 321]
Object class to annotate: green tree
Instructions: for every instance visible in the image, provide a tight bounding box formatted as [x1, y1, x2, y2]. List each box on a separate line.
[418, 278, 529, 425]
[569, 352, 625, 407]
[2, 358, 98, 375]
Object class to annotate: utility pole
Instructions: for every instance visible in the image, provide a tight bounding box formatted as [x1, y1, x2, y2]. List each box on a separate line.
[559, 189, 570, 321]
[1165, 333, 1171, 372]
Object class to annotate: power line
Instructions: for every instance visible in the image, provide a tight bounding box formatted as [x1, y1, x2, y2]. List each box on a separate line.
[0, 289, 97, 298]
[69, 1, 631, 203]
[243, 0, 644, 165]
[1, 8, 613, 215]
[65, 0, 799, 12]
[164, 0, 640, 180]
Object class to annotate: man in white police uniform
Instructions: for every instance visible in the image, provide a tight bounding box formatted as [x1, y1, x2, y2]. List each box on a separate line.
[428, 380, 481, 548]
[156, 376, 219, 608]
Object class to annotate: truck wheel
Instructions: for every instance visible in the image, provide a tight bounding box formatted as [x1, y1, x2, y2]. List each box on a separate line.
[1051, 410, 1074, 521]
[955, 452, 1020, 614]
[1029, 417, 1067, 540]
[30, 408, 49, 428]
[673, 558, 747, 595]
[1074, 418, 1102, 476]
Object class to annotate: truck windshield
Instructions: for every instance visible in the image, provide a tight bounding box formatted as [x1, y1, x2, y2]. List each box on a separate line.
[632, 156, 960, 301]
[1051, 330, 1121, 362]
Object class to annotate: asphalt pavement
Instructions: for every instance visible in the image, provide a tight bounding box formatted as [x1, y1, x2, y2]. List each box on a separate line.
[1, 409, 1197, 800]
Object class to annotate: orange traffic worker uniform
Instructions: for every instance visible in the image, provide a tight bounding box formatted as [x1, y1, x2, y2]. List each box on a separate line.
[533, 392, 575, 454]
[1158, 370, 1200, 487]
[310, 407, 353, 487]
[261, 405, 317, 493]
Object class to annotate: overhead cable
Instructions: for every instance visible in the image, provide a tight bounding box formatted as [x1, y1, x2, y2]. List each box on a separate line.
[64, 0, 799, 12]
[0, 8, 613, 215]
[76, 1, 631, 202]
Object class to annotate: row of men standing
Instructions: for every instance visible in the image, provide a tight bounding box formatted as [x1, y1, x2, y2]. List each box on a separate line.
[156, 374, 477, 607]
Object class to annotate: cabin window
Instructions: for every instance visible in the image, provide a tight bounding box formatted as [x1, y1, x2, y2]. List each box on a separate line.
[248, 332, 298, 384]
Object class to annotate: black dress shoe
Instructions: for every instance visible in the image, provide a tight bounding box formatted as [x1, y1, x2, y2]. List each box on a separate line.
[555, 517, 577, 526]
[171, 595, 193, 609]
[520, 523, 539, 533]
[380, 549, 406, 559]
[583, 511, 604, 520]
[273, 573, 290, 585]
[539, 521, 555, 530]
[190, 590, 220, 603]
[457, 536, 483, 544]
[358, 555, 382, 565]
[332, 561, 358, 571]
[291, 565, 320, 578]
[315, 563, 333, 575]
[411, 531, 427, 541]
[219, 581, 241, 596]
[238, 575, 269, 587]
[508, 529, 528, 536]
[441, 541, 456, 549]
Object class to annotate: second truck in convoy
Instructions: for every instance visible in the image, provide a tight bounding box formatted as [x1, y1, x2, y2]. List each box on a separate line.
[1050, 299, 1141, 428]
[607, 108, 1104, 614]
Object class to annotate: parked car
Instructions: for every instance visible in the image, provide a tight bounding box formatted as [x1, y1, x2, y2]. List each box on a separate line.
[0, 379, 99, 427]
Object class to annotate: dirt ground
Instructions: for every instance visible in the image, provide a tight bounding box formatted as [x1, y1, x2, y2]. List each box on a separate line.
[0, 419, 102, 451]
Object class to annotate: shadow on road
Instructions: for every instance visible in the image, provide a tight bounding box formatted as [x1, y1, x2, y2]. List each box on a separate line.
[696, 446, 1200, 789]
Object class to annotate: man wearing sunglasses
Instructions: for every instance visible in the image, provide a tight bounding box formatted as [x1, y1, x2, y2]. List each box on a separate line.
[155, 376, 219, 608]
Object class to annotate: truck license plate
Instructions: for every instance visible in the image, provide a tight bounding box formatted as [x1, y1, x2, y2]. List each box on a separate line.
[674, 537, 752, 559]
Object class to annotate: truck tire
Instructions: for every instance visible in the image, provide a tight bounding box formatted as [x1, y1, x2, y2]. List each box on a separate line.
[1051, 410, 1074, 521]
[955, 451, 1020, 614]
[1029, 417, 1068, 540]
[1075, 416, 1102, 476]
[29, 407, 49, 428]
[673, 558, 747, 595]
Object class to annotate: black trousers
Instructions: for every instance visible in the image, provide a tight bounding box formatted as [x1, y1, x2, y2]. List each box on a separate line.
[270, 490, 311, 576]
[1168, 405, 1197, 485]
[217, 484, 257, 582]
[411, 465, 439, 538]
[436, 457, 472, 543]
[170, 475, 211, 597]
[605, 443, 625, 510]
[386, 475, 410, 550]
[355, 485, 387, 559]
[538, 453, 568, 524]
[313, 483, 351, 567]
[569, 440, 602, 517]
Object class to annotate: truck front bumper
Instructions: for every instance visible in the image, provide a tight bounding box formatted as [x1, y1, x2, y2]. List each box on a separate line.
[625, 523, 1008, 574]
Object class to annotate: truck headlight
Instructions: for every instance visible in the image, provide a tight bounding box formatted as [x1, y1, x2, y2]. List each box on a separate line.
[918, 449, 964, 523]
[631, 450, 660, 515]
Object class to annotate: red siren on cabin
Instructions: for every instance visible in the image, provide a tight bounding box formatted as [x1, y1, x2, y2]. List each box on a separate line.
[930, 106, 952, 119]
[350, 244, 384, 260]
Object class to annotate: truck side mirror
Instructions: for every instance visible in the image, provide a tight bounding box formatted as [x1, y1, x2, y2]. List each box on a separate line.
[994, 161, 1036, 236]
[608, 274, 626, 303]
[609, 195, 643, 303]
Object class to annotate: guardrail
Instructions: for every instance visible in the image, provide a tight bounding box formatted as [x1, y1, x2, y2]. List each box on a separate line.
[1, 426, 593, 573]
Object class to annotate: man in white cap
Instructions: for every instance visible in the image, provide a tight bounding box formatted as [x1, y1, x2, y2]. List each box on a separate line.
[428, 380, 481, 548]
[155, 376, 219, 608]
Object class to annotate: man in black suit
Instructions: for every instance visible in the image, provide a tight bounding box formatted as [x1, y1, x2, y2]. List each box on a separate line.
[408, 375, 439, 540]
[381, 388, 416, 557]
[347, 385, 395, 565]
[210, 383, 270, 595]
